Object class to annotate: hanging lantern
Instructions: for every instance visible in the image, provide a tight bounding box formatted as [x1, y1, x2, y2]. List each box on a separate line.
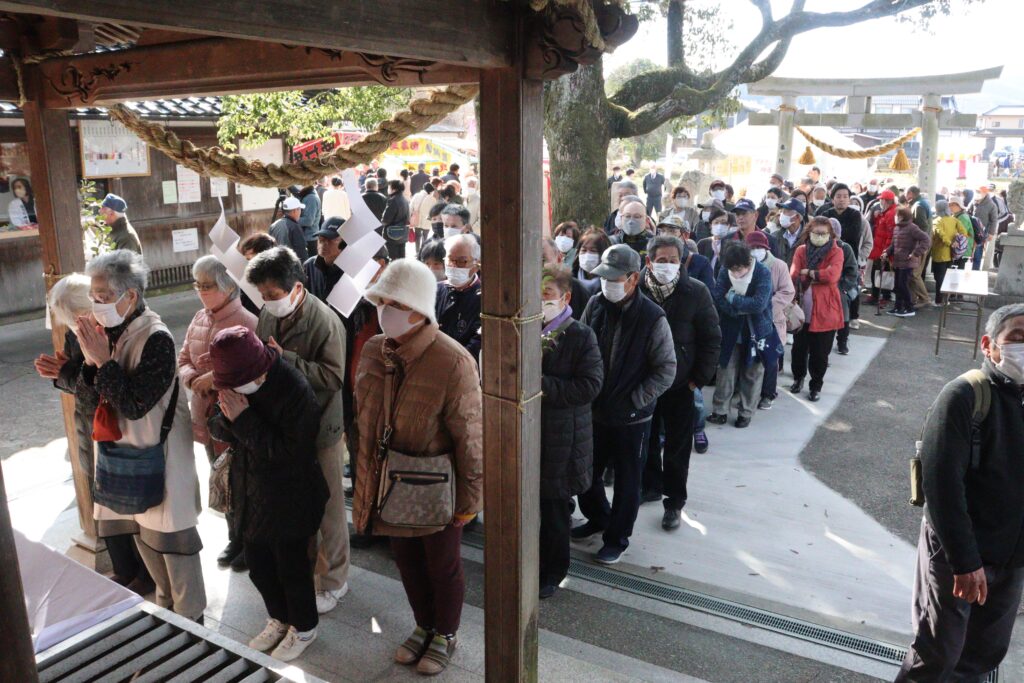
[890, 147, 911, 172]
[798, 146, 816, 165]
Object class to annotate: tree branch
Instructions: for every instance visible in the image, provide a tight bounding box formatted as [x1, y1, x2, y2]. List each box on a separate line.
[610, 0, 938, 135]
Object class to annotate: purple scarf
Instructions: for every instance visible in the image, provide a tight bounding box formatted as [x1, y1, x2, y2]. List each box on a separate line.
[542, 304, 573, 335]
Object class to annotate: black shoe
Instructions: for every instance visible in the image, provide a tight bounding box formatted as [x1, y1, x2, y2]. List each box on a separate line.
[125, 576, 155, 597]
[789, 379, 804, 393]
[602, 469, 614, 487]
[350, 533, 376, 549]
[693, 431, 709, 454]
[662, 508, 681, 531]
[344, 485, 354, 497]
[217, 540, 243, 567]
[539, 584, 557, 600]
[230, 550, 247, 572]
[735, 415, 751, 428]
[837, 343, 849, 355]
[571, 521, 603, 540]
[641, 490, 662, 504]
[707, 412, 728, 425]
[808, 390, 821, 402]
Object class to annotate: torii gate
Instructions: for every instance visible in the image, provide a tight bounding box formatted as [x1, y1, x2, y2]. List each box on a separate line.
[747, 67, 1003, 199]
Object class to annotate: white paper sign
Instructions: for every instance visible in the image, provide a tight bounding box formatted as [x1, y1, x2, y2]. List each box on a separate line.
[209, 200, 239, 253]
[161, 180, 178, 204]
[79, 119, 150, 179]
[351, 259, 381, 290]
[172, 228, 199, 253]
[176, 165, 202, 203]
[336, 231, 385, 276]
[326, 274, 363, 318]
[209, 177, 229, 198]
[219, 238, 250, 280]
[339, 168, 381, 243]
[211, 243, 264, 309]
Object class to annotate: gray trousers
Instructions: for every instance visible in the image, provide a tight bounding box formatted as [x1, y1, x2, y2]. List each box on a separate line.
[895, 518, 1024, 682]
[314, 437, 351, 592]
[712, 345, 764, 419]
[135, 538, 207, 620]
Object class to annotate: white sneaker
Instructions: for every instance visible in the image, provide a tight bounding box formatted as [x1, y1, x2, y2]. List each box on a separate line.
[849, 319, 861, 330]
[315, 582, 349, 614]
[270, 626, 317, 662]
[248, 618, 288, 652]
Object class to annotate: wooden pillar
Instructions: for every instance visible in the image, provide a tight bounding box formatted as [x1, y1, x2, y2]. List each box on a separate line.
[0, 466, 40, 682]
[775, 95, 797, 179]
[22, 101, 99, 550]
[479, 25, 543, 683]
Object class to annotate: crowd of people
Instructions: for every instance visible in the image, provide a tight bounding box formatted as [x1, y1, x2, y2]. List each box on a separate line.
[28, 155, 1017, 679]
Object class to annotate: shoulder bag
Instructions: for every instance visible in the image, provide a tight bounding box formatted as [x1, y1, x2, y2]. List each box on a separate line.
[375, 365, 455, 528]
[94, 379, 179, 515]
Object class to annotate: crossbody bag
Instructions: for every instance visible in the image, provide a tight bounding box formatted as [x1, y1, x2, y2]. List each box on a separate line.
[375, 365, 455, 528]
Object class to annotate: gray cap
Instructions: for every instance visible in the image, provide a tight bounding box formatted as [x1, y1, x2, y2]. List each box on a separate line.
[592, 243, 641, 280]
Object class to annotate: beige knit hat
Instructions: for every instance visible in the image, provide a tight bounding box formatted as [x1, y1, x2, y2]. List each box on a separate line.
[364, 258, 438, 323]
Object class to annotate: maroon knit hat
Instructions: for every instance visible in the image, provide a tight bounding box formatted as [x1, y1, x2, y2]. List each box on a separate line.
[745, 230, 770, 250]
[210, 326, 277, 390]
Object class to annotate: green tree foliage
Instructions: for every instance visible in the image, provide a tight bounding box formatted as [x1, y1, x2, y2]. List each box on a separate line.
[80, 180, 114, 257]
[216, 87, 411, 150]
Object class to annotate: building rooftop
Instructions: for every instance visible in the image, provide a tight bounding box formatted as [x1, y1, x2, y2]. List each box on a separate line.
[982, 105, 1024, 117]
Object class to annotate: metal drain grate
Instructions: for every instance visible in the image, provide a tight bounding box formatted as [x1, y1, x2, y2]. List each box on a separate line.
[36, 608, 304, 683]
[150, 263, 193, 289]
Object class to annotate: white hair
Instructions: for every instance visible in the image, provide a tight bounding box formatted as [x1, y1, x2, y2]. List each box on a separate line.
[85, 249, 149, 296]
[192, 255, 239, 299]
[445, 233, 481, 262]
[47, 273, 92, 329]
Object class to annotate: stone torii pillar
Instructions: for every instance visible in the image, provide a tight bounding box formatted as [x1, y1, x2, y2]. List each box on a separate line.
[918, 94, 942, 201]
[775, 95, 797, 179]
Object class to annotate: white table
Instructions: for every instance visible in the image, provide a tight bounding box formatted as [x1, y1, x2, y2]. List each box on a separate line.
[935, 269, 990, 358]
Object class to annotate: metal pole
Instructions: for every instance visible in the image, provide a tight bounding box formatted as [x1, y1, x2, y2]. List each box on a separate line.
[0, 465, 40, 682]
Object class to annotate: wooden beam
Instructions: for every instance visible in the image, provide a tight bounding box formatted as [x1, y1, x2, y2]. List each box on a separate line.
[0, 0, 512, 68]
[23, 101, 98, 546]
[0, 57, 22, 102]
[31, 37, 479, 107]
[0, 466, 38, 683]
[479, 18, 543, 683]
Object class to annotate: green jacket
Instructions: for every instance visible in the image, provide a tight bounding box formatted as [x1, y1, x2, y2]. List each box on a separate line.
[954, 211, 975, 256]
[256, 290, 346, 447]
[110, 216, 143, 254]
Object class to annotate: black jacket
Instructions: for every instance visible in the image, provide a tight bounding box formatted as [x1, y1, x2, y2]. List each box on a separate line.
[922, 362, 1024, 574]
[303, 255, 343, 303]
[208, 357, 329, 542]
[639, 269, 721, 389]
[269, 216, 309, 260]
[436, 279, 481, 360]
[821, 206, 863, 252]
[382, 192, 410, 229]
[361, 191, 387, 220]
[54, 330, 98, 484]
[569, 276, 593, 321]
[409, 171, 430, 195]
[540, 320, 603, 499]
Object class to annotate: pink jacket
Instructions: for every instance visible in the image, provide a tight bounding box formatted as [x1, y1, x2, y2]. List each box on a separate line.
[177, 296, 257, 444]
[765, 253, 795, 343]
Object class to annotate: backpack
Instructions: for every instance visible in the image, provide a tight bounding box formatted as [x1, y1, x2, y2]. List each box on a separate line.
[968, 211, 987, 243]
[909, 369, 991, 507]
[950, 232, 969, 261]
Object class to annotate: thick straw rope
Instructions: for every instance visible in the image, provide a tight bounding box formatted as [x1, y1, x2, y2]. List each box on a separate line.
[106, 84, 479, 188]
[796, 126, 921, 160]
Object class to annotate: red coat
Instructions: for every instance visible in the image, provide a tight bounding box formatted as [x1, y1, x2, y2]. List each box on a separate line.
[790, 242, 845, 333]
[868, 205, 896, 260]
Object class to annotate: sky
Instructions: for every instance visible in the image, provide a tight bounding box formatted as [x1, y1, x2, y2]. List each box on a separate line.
[604, 0, 1023, 113]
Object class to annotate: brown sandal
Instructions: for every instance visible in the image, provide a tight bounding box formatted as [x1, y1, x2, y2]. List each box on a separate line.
[416, 634, 457, 676]
[395, 626, 433, 665]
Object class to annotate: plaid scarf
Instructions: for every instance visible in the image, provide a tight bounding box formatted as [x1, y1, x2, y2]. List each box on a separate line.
[644, 267, 678, 305]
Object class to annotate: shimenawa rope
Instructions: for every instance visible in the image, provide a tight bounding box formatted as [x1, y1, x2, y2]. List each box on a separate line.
[796, 126, 921, 160]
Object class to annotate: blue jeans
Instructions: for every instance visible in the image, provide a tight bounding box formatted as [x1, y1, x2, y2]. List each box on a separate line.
[972, 242, 984, 270]
[693, 387, 706, 432]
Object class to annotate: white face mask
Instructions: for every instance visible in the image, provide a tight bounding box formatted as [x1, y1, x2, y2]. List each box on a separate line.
[778, 213, 793, 228]
[431, 267, 446, 282]
[92, 291, 129, 328]
[728, 266, 754, 296]
[377, 304, 422, 339]
[263, 286, 300, 318]
[809, 233, 830, 247]
[751, 248, 767, 262]
[673, 197, 689, 209]
[652, 262, 680, 284]
[701, 210, 711, 222]
[712, 189, 726, 201]
[234, 381, 261, 395]
[554, 235, 574, 253]
[711, 223, 732, 239]
[812, 198, 825, 206]
[995, 342, 1024, 384]
[765, 198, 778, 210]
[868, 184, 878, 192]
[578, 252, 600, 273]
[443, 227, 462, 239]
[445, 265, 474, 288]
[601, 278, 628, 303]
[541, 299, 565, 323]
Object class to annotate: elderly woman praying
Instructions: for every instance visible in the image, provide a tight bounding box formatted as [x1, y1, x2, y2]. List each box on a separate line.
[77, 249, 206, 621]
[178, 255, 256, 570]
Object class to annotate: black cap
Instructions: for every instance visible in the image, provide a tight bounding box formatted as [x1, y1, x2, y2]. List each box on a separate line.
[592, 244, 642, 280]
[314, 216, 345, 239]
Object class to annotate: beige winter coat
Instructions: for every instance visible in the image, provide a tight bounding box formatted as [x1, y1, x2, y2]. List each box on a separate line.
[352, 323, 483, 537]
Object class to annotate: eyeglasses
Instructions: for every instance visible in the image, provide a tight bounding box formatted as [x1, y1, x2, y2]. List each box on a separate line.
[193, 282, 219, 292]
[446, 257, 475, 268]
